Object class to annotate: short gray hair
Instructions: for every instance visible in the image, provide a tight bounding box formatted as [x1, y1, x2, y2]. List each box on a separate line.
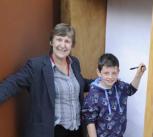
[50, 23, 76, 47]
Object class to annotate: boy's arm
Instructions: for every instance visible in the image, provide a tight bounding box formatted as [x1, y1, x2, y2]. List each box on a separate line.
[87, 123, 97, 137]
[131, 63, 146, 89]
[82, 89, 100, 137]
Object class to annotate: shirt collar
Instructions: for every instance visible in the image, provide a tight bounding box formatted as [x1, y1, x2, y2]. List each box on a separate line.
[50, 55, 72, 68]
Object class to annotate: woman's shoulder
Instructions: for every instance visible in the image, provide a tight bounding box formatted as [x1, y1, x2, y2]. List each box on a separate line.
[26, 55, 50, 70]
[70, 55, 79, 63]
[29, 55, 48, 62]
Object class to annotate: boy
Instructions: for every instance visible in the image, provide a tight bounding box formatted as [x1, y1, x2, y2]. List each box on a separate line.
[82, 53, 146, 137]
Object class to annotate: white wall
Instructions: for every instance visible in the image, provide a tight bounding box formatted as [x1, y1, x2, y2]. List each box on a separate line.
[105, 0, 152, 137]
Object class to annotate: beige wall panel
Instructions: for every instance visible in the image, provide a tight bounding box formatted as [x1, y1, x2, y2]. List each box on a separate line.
[61, 0, 107, 78]
[61, 0, 71, 24]
[144, 10, 153, 137]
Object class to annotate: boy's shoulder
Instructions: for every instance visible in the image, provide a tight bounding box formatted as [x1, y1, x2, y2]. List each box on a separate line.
[115, 79, 129, 86]
[84, 84, 105, 101]
[115, 80, 130, 91]
[89, 84, 105, 95]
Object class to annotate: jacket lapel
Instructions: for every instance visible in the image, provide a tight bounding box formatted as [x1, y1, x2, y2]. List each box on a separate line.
[71, 59, 84, 102]
[72, 64, 83, 92]
[42, 56, 55, 106]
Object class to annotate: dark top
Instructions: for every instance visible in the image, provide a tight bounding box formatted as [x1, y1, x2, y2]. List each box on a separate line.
[0, 55, 91, 137]
[82, 80, 137, 137]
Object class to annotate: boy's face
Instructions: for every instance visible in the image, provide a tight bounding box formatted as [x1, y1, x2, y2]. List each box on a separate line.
[97, 66, 119, 88]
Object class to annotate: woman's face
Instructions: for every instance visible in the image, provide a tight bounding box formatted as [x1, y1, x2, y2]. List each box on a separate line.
[51, 35, 73, 60]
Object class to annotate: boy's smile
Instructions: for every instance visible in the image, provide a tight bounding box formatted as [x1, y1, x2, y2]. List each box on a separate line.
[97, 66, 119, 89]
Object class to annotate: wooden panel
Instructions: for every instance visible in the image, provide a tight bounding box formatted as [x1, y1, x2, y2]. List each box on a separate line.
[0, 0, 54, 137]
[61, 0, 107, 78]
[144, 9, 153, 137]
[53, 0, 61, 25]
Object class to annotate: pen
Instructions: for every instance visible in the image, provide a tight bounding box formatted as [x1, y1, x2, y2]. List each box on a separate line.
[129, 66, 139, 70]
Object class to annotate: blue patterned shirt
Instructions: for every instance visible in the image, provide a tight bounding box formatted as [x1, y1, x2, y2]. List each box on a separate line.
[82, 80, 137, 137]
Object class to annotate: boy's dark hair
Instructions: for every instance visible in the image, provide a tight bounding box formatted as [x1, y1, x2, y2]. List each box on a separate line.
[98, 53, 119, 71]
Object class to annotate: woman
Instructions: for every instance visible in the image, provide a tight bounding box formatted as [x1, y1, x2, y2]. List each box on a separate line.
[0, 23, 91, 137]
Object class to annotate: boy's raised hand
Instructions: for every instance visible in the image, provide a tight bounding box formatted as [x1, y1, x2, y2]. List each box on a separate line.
[136, 63, 146, 76]
[131, 63, 146, 89]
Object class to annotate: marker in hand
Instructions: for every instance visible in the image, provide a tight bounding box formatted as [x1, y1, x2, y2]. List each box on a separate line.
[129, 66, 139, 70]
[130, 65, 146, 70]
